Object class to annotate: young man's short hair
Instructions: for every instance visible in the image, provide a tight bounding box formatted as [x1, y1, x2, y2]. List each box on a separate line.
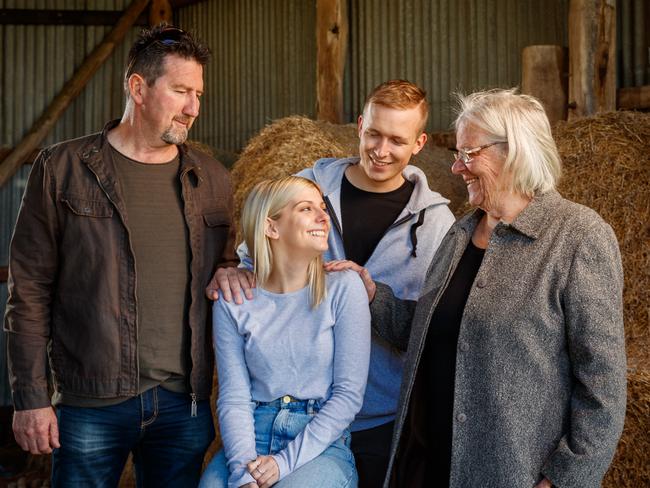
[363, 79, 429, 133]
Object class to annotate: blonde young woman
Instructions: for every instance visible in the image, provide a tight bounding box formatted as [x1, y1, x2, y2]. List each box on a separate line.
[200, 176, 370, 488]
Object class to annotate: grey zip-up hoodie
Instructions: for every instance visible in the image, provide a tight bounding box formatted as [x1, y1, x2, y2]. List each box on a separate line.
[297, 157, 455, 430]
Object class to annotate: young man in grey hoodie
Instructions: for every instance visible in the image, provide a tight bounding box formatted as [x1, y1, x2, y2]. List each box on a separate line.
[208, 79, 455, 487]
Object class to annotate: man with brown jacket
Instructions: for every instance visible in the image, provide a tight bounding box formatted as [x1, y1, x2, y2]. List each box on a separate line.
[4, 25, 236, 487]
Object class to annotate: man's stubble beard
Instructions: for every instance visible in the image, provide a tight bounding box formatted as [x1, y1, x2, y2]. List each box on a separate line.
[161, 125, 189, 145]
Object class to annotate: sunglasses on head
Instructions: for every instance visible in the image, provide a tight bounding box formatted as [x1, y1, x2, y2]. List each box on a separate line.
[125, 26, 187, 78]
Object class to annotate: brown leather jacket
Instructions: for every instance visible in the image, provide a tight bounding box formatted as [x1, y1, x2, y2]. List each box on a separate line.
[4, 120, 238, 410]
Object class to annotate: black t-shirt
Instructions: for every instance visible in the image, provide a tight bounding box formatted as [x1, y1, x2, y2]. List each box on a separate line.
[340, 173, 414, 265]
[423, 240, 485, 484]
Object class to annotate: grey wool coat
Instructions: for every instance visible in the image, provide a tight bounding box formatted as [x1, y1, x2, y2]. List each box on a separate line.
[371, 190, 627, 488]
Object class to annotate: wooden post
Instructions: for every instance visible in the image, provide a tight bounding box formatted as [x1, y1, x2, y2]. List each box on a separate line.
[567, 0, 617, 120]
[522, 45, 569, 125]
[149, 0, 172, 26]
[0, 0, 151, 187]
[316, 0, 348, 124]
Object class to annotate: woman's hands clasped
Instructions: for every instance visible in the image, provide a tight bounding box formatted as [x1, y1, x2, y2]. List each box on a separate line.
[244, 455, 280, 488]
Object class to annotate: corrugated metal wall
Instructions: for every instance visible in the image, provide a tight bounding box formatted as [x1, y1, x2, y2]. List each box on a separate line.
[346, 0, 569, 130]
[619, 0, 650, 87]
[0, 0, 140, 406]
[177, 0, 318, 155]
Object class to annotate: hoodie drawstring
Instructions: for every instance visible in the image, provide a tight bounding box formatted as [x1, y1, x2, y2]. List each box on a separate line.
[409, 209, 426, 257]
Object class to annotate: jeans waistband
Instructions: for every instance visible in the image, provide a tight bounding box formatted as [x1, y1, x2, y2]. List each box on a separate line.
[257, 396, 321, 414]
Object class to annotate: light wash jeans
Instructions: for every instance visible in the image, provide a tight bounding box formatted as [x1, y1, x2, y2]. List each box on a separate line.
[200, 398, 358, 488]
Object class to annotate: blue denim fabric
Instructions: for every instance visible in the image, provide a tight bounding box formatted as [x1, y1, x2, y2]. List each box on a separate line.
[200, 398, 357, 488]
[52, 386, 214, 488]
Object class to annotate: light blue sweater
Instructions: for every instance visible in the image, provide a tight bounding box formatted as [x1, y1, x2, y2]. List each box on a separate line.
[213, 270, 371, 488]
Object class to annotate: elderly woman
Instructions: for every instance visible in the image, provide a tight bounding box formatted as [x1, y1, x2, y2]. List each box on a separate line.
[371, 89, 626, 488]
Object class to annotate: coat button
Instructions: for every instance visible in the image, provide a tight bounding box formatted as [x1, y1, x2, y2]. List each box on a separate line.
[282, 395, 291, 404]
[476, 278, 486, 288]
[496, 227, 507, 237]
[457, 413, 467, 423]
[459, 342, 469, 352]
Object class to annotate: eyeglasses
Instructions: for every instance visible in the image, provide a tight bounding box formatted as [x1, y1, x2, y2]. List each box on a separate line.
[125, 27, 186, 78]
[452, 141, 507, 165]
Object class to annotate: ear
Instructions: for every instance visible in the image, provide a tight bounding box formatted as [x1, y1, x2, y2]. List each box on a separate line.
[357, 115, 364, 137]
[127, 73, 147, 105]
[264, 217, 280, 240]
[411, 132, 428, 156]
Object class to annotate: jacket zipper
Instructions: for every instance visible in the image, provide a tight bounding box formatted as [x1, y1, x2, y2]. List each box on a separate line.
[190, 393, 197, 417]
[86, 160, 140, 393]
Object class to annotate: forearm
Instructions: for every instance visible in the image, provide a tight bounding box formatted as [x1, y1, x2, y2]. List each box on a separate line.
[369, 282, 416, 351]
[214, 302, 258, 486]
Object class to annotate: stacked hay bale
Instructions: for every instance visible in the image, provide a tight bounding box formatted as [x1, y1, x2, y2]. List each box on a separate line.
[554, 111, 650, 488]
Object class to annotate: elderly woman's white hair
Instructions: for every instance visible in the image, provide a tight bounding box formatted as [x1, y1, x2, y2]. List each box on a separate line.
[454, 88, 562, 196]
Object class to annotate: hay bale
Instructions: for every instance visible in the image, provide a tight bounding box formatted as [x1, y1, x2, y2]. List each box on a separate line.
[554, 111, 650, 359]
[603, 366, 650, 488]
[230, 116, 467, 232]
[553, 111, 649, 488]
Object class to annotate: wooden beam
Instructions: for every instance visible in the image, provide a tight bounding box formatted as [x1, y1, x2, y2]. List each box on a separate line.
[522, 45, 568, 125]
[169, 0, 206, 8]
[0, 0, 151, 188]
[568, 0, 617, 120]
[0, 9, 148, 26]
[618, 85, 650, 110]
[316, 0, 348, 124]
[149, 0, 173, 26]
[0, 147, 41, 166]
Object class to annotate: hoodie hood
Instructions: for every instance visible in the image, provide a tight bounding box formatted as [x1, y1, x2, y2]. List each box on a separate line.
[311, 157, 450, 218]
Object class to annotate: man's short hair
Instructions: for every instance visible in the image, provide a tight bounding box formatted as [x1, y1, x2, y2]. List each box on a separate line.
[124, 23, 211, 92]
[363, 79, 429, 133]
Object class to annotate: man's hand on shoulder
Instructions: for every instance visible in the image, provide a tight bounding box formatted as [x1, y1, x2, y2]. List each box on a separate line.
[324, 260, 376, 302]
[13, 406, 60, 454]
[205, 266, 256, 304]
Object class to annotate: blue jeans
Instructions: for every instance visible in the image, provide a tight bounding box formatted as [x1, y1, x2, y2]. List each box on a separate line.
[52, 386, 215, 488]
[199, 398, 357, 488]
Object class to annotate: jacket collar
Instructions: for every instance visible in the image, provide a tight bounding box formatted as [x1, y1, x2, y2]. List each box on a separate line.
[509, 190, 560, 239]
[78, 119, 203, 185]
[458, 189, 560, 240]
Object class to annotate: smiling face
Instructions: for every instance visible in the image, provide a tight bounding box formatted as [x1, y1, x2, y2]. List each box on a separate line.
[354, 103, 427, 192]
[452, 122, 511, 213]
[267, 186, 330, 259]
[139, 54, 204, 145]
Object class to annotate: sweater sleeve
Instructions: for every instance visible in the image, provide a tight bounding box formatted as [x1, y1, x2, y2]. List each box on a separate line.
[369, 281, 417, 352]
[541, 219, 627, 487]
[213, 301, 257, 488]
[271, 272, 371, 479]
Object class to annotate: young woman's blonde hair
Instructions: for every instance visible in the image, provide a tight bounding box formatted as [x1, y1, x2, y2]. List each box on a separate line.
[241, 176, 327, 308]
[454, 88, 562, 197]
